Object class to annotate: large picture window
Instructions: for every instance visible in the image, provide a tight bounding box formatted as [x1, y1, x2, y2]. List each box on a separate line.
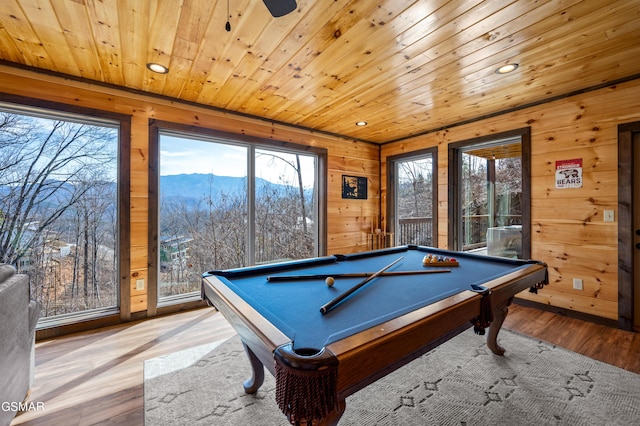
[0, 100, 125, 327]
[150, 122, 325, 308]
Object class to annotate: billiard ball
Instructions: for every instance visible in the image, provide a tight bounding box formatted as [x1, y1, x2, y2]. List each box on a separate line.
[325, 277, 335, 287]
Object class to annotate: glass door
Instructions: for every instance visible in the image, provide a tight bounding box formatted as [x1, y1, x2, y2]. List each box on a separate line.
[449, 129, 531, 259]
[388, 148, 437, 247]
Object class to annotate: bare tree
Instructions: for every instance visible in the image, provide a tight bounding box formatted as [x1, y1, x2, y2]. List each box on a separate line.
[0, 113, 116, 266]
[257, 152, 310, 234]
[0, 111, 118, 316]
[69, 174, 116, 305]
[397, 159, 433, 218]
[158, 178, 248, 297]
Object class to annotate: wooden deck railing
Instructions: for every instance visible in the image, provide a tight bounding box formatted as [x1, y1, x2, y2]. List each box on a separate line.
[397, 214, 521, 249]
[462, 214, 522, 250]
[398, 217, 433, 246]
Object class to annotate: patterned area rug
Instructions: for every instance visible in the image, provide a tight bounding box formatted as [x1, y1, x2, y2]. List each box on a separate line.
[144, 329, 640, 425]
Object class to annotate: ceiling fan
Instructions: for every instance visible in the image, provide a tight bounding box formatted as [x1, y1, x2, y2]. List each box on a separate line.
[262, 0, 297, 17]
[226, 0, 297, 32]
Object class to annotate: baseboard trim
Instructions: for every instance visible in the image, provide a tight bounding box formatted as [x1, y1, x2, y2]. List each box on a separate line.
[513, 298, 619, 329]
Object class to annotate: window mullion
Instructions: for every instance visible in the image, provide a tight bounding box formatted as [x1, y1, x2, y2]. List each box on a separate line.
[247, 145, 256, 266]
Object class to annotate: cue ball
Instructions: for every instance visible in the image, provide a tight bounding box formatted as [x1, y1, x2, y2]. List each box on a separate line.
[325, 277, 335, 287]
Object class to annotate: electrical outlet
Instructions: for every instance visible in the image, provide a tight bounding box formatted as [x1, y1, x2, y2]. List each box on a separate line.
[572, 278, 583, 291]
[135, 279, 145, 291]
[603, 210, 614, 222]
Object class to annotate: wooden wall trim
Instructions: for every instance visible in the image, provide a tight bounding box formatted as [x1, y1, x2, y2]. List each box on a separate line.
[147, 122, 160, 317]
[149, 119, 329, 156]
[512, 298, 619, 330]
[617, 121, 640, 330]
[119, 116, 132, 322]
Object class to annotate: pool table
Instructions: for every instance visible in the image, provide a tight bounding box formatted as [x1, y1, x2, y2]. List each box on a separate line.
[201, 245, 547, 425]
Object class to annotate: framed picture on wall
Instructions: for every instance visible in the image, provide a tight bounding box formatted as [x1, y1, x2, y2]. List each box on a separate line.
[342, 175, 368, 199]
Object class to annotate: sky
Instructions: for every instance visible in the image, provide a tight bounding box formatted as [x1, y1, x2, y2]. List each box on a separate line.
[160, 135, 246, 177]
[160, 134, 316, 187]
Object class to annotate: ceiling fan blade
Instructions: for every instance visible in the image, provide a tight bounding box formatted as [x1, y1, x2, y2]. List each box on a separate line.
[263, 0, 297, 17]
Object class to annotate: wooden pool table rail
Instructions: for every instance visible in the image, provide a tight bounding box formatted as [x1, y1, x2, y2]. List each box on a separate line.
[202, 259, 547, 425]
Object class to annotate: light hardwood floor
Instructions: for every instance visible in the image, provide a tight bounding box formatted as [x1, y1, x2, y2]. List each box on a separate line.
[10, 304, 640, 426]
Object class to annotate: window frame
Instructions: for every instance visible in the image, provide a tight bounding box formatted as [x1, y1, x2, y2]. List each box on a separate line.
[0, 92, 131, 338]
[447, 127, 531, 258]
[148, 120, 327, 315]
[386, 147, 439, 248]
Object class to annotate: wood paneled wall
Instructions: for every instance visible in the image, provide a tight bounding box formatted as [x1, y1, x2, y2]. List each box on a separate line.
[382, 78, 640, 322]
[0, 65, 380, 315]
[2, 64, 640, 324]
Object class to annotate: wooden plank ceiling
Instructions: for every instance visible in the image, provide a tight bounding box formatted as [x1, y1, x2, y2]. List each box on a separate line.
[0, 0, 639, 144]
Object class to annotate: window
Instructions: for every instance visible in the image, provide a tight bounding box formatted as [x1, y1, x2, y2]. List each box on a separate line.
[254, 148, 318, 264]
[448, 128, 531, 259]
[157, 135, 248, 302]
[0, 100, 126, 327]
[387, 148, 438, 247]
[150, 122, 325, 307]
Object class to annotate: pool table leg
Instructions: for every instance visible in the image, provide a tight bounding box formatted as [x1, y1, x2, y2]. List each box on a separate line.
[329, 400, 347, 425]
[486, 297, 512, 356]
[241, 342, 265, 394]
[311, 400, 345, 426]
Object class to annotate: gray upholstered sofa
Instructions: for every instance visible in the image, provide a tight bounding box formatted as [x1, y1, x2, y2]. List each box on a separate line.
[0, 264, 40, 426]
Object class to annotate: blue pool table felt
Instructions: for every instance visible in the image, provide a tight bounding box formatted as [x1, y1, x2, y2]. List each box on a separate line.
[210, 246, 530, 351]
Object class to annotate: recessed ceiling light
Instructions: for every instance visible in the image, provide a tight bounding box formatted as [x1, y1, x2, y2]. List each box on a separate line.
[355, 121, 368, 126]
[495, 63, 518, 74]
[147, 63, 169, 74]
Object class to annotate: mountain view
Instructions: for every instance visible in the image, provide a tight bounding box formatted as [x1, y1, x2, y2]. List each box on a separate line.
[159, 173, 312, 204]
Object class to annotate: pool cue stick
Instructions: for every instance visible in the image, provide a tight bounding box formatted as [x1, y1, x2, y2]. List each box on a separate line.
[319, 257, 404, 315]
[267, 269, 450, 282]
